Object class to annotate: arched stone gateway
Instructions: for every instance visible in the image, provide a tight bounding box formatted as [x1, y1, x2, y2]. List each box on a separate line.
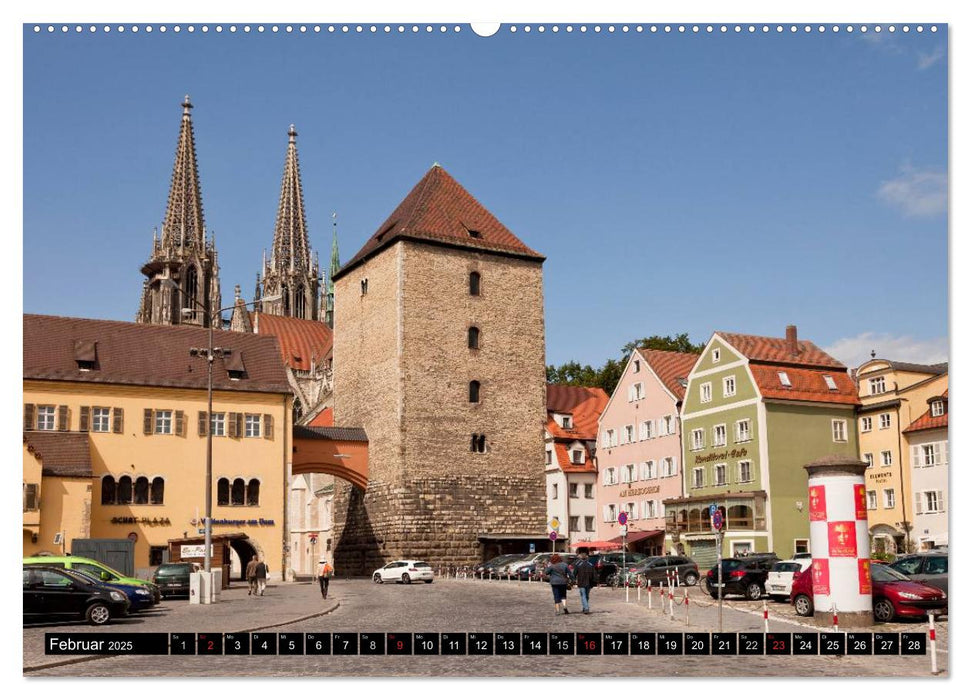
[292, 425, 368, 490]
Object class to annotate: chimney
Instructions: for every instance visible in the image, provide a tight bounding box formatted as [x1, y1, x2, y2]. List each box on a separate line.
[786, 325, 799, 356]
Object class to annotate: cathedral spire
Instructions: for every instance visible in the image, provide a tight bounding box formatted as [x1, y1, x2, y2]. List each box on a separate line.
[325, 212, 339, 328]
[160, 95, 206, 251]
[258, 125, 319, 320]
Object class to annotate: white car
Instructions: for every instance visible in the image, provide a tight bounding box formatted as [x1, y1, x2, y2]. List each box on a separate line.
[766, 559, 811, 601]
[372, 560, 434, 584]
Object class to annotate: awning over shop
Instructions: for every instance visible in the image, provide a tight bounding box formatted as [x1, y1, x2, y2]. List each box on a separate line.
[608, 529, 664, 546]
[570, 540, 622, 551]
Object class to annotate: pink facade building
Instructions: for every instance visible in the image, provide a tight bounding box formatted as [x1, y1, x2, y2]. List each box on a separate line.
[595, 349, 699, 554]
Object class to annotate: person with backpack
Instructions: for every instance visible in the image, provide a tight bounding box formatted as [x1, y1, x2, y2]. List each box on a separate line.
[573, 548, 597, 614]
[317, 559, 334, 599]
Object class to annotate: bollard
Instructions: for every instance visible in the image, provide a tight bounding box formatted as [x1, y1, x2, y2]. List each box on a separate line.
[648, 583, 653, 610]
[625, 575, 630, 603]
[685, 590, 689, 626]
[832, 603, 839, 633]
[763, 599, 769, 634]
[929, 613, 938, 674]
[669, 582, 675, 620]
[637, 581, 641, 602]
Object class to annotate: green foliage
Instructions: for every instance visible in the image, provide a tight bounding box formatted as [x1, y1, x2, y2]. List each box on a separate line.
[548, 333, 703, 396]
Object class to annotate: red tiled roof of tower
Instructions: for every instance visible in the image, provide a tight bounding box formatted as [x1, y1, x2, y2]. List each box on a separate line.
[23, 432, 93, 477]
[307, 407, 334, 428]
[23, 314, 290, 394]
[335, 165, 544, 279]
[636, 349, 701, 400]
[555, 443, 597, 473]
[749, 366, 860, 405]
[904, 390, 949, 433]
[253, 312, 333, 372]
[718, 331, 844, 369]
[546, 385, 609, 440]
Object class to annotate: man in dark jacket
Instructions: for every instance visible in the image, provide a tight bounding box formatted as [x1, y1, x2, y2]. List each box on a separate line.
[574, 549, 597, 614]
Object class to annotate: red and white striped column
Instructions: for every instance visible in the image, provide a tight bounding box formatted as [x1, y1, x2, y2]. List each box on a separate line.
[804, 455, 874, 628]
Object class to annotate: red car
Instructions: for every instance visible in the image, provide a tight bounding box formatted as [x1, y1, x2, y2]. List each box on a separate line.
[791, 561, 947, 622]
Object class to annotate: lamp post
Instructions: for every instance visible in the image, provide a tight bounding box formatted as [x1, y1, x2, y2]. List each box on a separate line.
[160, 279, 278, 598]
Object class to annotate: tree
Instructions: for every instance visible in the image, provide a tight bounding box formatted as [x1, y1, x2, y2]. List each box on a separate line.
[621, 333, 704, 359]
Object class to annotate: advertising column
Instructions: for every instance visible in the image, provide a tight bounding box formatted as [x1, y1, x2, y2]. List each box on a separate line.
[804, 455, 873, 628]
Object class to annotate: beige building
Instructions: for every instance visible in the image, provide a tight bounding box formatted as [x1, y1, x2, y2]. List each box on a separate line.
[23, 314, 292, 582]
[854, 358, 947, 554]
[332, 165, 548, 572]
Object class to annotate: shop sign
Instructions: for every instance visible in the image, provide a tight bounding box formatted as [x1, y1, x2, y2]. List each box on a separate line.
[180, 544, 213, 558]
[620, 485, 661, 497]
[110, 517, 172, 525]
[694, 447, 748, 465]
[210, 518, 276, 526]
[808, 485, 827, 521]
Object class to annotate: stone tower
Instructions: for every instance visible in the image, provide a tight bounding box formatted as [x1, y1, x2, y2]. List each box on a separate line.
[332, 165, 548, 573]
[136, 96, 222, 327]
[256, 125, 321, 320]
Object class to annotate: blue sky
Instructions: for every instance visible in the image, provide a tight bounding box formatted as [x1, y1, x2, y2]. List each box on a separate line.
[23, 24, 948, 369]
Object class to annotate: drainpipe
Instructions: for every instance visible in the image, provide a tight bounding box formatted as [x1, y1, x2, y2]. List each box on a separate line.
[282, 393, 292, 581]
[896, 399, 911, 554]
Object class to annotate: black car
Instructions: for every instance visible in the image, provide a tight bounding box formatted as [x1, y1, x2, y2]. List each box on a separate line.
[588, 552, 648, 585]
[889, 553, 949, 595]
[23, 566, 130, 626]
[629, 556, 701, 586]
[704, 556, 778, 600]
[152, 562, 198, 598]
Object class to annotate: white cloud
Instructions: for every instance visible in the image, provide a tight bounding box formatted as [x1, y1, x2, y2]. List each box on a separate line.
[824, 332, 948, 370]
[917, 45, 945, 70]
[877, 165, 947, 218]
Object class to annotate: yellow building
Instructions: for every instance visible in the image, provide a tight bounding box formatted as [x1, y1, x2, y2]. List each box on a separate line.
[854, 358, 947, 554]
[23, 314, 292, 582]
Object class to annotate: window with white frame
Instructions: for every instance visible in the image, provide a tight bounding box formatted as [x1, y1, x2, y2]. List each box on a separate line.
[778, 371, 791, 387]
[585, 516, 595, 531]
[92, 407, 111, 433]
[626, 502, 637, 520]
[869, 377, 886, 395]
[860, 416, 872, 433]
[604, 429, 616, 448]
[154, 410, 173, 435]
[863, 453, 874, 467]
[880, 450, 892, 466]
[692, 467, 705, 489]
[735, 419, 751, 442]
[633, 382, 645, 401]
[244, 414, 262, 438]
[545, 450, 552, 465]
[639, 420, 653, 441]
[723, 375, 736, 398]
[603, 467, 616, 485]
[713, 424, 727, 447]
[569, 483, 579, 498]
[560, 415, 573, 429]
[691, 428, 705, 450]
[661, 415, 674, 435]
[606, 504, 617, 522]
[714, 463, 727, 486]
[642, 460, 656, 480]
[585, 484, 594, 499]
[633, 359, 640, 373]
[879, 413, 892, 430]
[931, 400, 945, 417]
[712, 348, 721, 363]
[552, 483, 558, 499]
[867, 490, 877, 510]
[569, 515, 580, 532]
[916, 491, 944, 514]
[36, 405, 56, 431]
[571, 449, 584, 464]
[823, 375, 839, 391]
[210, 412, 226, 437]
[623, 464, 636, 483]
[662, 457, 676, 477]
[832, 419, 847, 442]
[623, 425, 635, 444]
[883, 489, 895, 509]
[643, 500, 657, 519]
[738, 460, 752, 483]
[701, 382, 712, 403]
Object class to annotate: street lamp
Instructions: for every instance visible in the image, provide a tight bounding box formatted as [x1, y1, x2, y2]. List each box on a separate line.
[160, 279, 279, 597]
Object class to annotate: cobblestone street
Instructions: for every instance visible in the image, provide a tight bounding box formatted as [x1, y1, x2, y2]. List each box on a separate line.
[25, 578, 946, 677]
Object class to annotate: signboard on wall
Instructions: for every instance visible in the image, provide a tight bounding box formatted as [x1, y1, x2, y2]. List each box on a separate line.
[180, 544, 214, 558]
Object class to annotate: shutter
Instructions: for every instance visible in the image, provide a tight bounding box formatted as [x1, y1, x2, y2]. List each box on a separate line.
[264, 414, 273, 439]
[942, 441, 948, 466]
[671, 457, 678, 475]
[602, 505, 609, 522]
[911, 445, 921, 468]
[937, 491, 945, 513]
[228, 412, 238, 438]
[79, 406, 90, 432]
[112, 407, 124, 434]
[632, 503, 640, 519]
[235, 413, 244, 438]
[24, 404, 35, 430]
[914, 493, 923, 516]
[57, 405, 69, 431]
[143, 409, 153, 434]
[175, 410, 185, 436]
[198, 411, 208, 437]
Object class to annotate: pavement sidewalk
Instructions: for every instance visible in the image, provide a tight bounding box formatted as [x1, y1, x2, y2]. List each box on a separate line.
[23, 580, 339, 671]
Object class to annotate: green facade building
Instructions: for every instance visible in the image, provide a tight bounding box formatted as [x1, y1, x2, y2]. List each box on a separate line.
[665, 326, 860, 568]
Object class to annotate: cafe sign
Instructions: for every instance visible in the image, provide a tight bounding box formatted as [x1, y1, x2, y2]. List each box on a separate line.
[180, 544, 214, 558]
[694, 447, 748, 465]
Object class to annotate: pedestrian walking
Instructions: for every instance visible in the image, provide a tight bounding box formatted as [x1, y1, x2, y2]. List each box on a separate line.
[317, 559, 334, 599]
[254, 557, 269, 596]
[245, 556, 258, 596]
[574, 548, 597, 614]
[544, 553, 572, 615]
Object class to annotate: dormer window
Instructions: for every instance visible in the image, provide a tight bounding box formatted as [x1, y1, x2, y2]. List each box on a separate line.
[823, 375, 838, 391]
[467, 228, 482, 239]
[931, 400, 945, 417]
[74, 339, 98, 372]
[869, 376, 886, 395]
[571, 449, 583, 464]
[561, 415, 572, 429]
[224, 350, 246, 381]
[778, 371, 791, 388]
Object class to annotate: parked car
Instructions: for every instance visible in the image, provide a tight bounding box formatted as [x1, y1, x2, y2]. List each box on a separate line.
[23, 565, 130, 626]
[152, 562, 200, 599]
[23, 555, 161, 603]
[589, 551, 648, 585]
[792, 552, 813, 560]
[766, 559, 811, 601]
[372, 560, 434, 584]
[628, 556, 700, 586]
[703, 556, 777, 600]
[503, 553, 547, 577]
[56, 567, 157, 612]
[790, 562, 948, 621]
[540, 554, 579, 581]
[889, 553, 949, 595]
[473, 554, 523, 577]
[514, 553, 552, 580]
